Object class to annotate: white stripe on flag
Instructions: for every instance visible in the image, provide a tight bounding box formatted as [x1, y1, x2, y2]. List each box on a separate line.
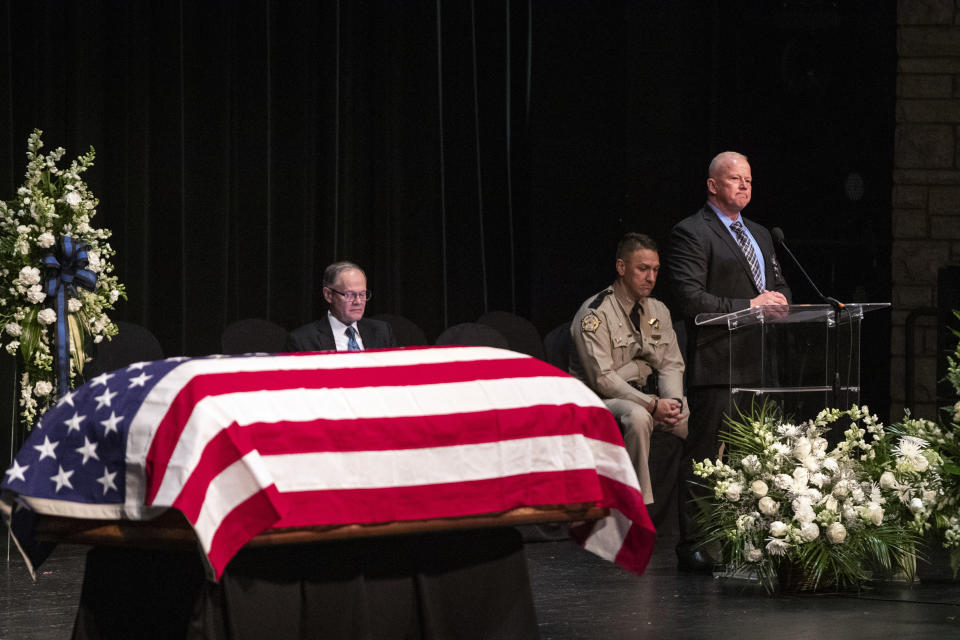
[193, 450, 274, 553]
[263, 434, 597, 492]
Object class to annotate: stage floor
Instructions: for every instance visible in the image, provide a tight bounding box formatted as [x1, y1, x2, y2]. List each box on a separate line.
[2, 533, 959, 639]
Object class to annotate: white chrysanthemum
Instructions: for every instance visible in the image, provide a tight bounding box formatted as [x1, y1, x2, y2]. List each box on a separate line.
[725, 483, 743, 502]
[778, 424, 799, 438]
[765, 538, 789, 557]
[67, 298, 81, 312]
[37, 232, 55, 248]
[769, 521, 788, 537]
[37, 308, 56, 325]
[793, 438, 812, 460]
[800, 522, 820, 542]
[5, 322, 21, 337]
[87, 251, 101, 273]
[794, 504, 816, 524]
[822, 457, 839, 474]
[826, 522, 847, 544]
[741, 454, 761, 474]
[822, 495, 839, 512]
[771, 442, 791, 457]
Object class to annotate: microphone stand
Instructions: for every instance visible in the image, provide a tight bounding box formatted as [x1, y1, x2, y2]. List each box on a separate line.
[773, 231, 846, 408]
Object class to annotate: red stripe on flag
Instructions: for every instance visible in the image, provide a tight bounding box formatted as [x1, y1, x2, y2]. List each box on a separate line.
[204, 484, 285, 580]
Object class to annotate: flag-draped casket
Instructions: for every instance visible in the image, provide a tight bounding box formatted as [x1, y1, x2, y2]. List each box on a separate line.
[1, 346, 655, 579]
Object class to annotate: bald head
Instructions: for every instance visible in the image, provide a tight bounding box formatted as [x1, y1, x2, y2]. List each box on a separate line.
[706, 151, 752, 218]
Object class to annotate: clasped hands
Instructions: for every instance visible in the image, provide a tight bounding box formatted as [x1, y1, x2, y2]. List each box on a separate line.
[653, 397, 683, 426]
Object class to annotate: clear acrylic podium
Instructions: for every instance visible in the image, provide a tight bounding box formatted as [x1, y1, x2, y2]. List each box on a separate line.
[695, 303, 890, 421]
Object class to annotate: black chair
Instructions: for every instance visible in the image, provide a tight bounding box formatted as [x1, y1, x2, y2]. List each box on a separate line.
[434, 323, 509, 349]
[369, 313, 429, 347]
[221, 318, 289, 355]
[476, 311, 546, 360]
[84, 321, 164, 379]
[542, 321, 574, 372]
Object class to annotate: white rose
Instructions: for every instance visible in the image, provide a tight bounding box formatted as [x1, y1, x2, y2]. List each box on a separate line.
[909, 497, 925, 514]
[18, 266, 41, 286]
[800, 522, 820, 542]
[879, 471, 898, 490]
[751, 479, 768, 498]
[914, 455, 929, 473]
[37, 308, 56, 325]
[33, 380, 52, 396]
[769, 521, 788, 537]
[26, 284, 46, 304]
[65, 190, 82, 207]
[758, 496, 779, 516]
[862, 502, 884, 525]
[826, 522, 847, 544]
[38, 232, 55, 248]
[823, 495, 838, 512]
[793, 467, 809, 487]
[5, 323, 21, 337]
[832, 482, 850, 498]
[794, 504, 816, 524]
[67, 298, 82, 312]
[793, 438, 812, 460]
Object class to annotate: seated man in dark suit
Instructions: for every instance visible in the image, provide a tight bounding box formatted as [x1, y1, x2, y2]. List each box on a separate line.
[286, 261, 396, 351]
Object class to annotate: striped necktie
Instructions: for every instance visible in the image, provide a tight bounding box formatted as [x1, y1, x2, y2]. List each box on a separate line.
[345, 326, 361, 351]
[730, 220, 764, 293]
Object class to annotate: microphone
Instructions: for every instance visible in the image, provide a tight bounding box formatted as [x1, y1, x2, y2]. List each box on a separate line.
[771, 227, 844, 311]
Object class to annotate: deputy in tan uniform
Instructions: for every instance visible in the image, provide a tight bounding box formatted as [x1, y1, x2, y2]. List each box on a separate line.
[570, 232, 688, 506]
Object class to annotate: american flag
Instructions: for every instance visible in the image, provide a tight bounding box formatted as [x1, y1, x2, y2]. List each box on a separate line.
[2, 346, 655, 579]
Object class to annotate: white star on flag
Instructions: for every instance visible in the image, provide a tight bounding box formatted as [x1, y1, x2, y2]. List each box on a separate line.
[90, 372, 115, 387]
[94, 388, 118, 410]
[75, 437, 99, 464]
[128, 372, 153, 388]
[97, 468, 118, 495]
[127, 361, 150, 370]
[50, 465, 74, 493]
[4, 459, 28, 482]
[56, 389, 76, 408]
[100, 411, 124, 436]
[64, 411, 87, 432]
[33, 436, 58, 461]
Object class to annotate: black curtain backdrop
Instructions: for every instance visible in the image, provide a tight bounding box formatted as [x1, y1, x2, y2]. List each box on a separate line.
[0, 0, 896, 410]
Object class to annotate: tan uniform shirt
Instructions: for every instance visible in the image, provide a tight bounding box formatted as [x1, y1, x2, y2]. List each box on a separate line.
[570, 281, 684, 406]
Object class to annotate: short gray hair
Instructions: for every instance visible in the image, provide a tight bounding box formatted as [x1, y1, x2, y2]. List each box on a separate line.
[322, 261, 365, 288]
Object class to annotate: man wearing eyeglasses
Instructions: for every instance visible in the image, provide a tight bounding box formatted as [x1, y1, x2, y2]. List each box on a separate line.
[286, 261, 396, 352]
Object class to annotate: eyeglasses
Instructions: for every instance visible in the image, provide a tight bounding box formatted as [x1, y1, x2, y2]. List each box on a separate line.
[327, 287, 372, 302]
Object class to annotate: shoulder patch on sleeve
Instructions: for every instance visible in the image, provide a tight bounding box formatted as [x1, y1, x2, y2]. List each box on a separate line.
[588, 289, 612, 310]
[581, 312, 601, 333]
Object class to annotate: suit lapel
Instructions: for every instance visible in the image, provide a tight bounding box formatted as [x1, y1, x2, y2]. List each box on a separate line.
[700, 206, 758, 292]
[316, 318, 337, 350]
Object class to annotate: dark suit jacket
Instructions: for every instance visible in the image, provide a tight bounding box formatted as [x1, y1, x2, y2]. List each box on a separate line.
[285, 316, 397, 352]
[668, 204, 792, 386]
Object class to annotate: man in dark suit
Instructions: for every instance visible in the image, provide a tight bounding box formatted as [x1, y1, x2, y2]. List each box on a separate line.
[668, 151, 792, 572]
[286, 261, 396, 352]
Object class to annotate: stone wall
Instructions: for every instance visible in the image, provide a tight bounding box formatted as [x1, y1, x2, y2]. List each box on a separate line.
[892, 0, 960, 419]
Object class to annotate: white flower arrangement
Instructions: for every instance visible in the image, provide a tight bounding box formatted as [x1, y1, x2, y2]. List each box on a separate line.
[693, 404, 941, 592]
[1, 130, 125, 427]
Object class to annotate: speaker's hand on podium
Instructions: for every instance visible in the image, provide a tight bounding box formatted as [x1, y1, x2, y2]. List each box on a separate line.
[750, 290, 788, 307]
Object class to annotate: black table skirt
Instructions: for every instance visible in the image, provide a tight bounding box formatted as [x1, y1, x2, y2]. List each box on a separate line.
[72, 527, 540, 640]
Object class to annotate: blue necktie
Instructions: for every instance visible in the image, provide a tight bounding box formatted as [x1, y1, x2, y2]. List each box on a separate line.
[345, 326, 360, 351]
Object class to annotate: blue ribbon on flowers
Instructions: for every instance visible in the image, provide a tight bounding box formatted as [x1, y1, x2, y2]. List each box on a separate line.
[43, 236, 97, 398]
